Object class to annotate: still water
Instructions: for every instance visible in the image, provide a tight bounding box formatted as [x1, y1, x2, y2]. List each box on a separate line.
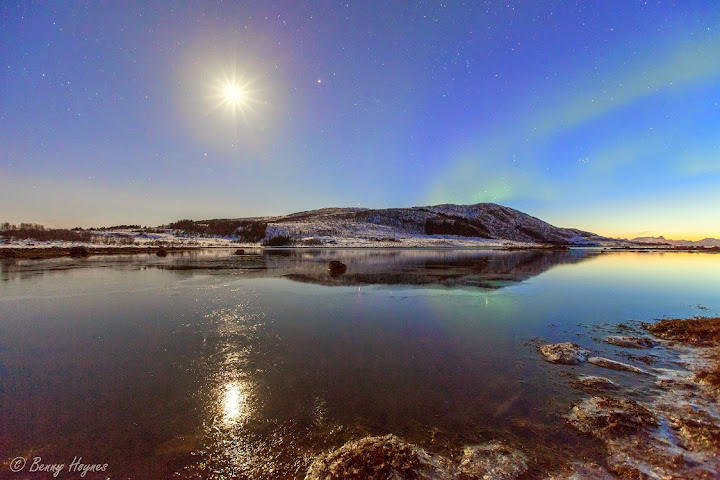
[1, 249, 718, 478]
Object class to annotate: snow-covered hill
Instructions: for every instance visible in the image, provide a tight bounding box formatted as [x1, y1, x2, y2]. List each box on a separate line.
[230, 203, 614, 246]
[0, 203, 619, 249]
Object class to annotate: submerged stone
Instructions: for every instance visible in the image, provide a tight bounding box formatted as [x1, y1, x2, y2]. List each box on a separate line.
[154, 434, 204, 456]
[459, 442, 528, 479]
[604, 336, 657, 349]
[568, 396, 657, 437]
[539, 343, 590, 364]
[545, 462, 614, 480]
[305, 434, 454, 480]
[587, 357, 651, 375]
[571, 375, 618, 392]
[234, 249, 245, 255]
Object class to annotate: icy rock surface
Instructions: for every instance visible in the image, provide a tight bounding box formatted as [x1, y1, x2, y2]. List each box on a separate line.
[305, 435, 529, 480]
[587, 356, 652, 375]
[568, 396, 657, 436]
[539, 343, 590, 364]
[571, 375, 619, 392]
[544, 462, 615, 480]
[304, 434, 454, 480]
[459, 442, 528, 479]
[603, 336, 657, 349]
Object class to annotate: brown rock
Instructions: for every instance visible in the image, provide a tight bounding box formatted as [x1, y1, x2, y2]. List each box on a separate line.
[568, 396, 657, 437]
[647, 317, 720, 347]
[604, 336, 657, 349]
[539, 343, 590, 364]
[459, 442, 527, 479]
[571, 375, 619, 392]
[662, 404, 720, 451]
[305, 434, 454, 480]
[545, 462, 614, 480]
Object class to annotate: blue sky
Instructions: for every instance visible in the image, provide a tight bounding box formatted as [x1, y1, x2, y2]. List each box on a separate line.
[1, 1, 719, 238]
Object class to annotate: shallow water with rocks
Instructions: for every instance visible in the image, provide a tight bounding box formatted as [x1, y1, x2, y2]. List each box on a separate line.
[1, 249, 718, 478]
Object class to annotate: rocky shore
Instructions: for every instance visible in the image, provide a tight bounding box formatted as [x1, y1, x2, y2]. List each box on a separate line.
[301, 317, 720, 479]
[304, 435, 529, 480]
[0, 245, 200, 259]
[535, 317, 720, 478]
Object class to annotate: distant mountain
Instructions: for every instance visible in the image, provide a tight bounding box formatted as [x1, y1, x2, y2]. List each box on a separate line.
[173, 203, 616, 246]
[630, 236, 671, 245]
[630, 236, 720, 247]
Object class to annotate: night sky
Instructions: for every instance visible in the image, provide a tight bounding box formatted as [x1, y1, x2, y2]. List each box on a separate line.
[2, 1, 719, 239]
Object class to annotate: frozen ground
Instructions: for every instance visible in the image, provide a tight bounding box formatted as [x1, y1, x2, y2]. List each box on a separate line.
[0, 227, 536, 249]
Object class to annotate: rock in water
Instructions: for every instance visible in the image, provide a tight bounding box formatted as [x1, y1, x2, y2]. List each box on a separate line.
[646, 316, 720, 347]
[539, 343, 590, 364]
[545, 462, 615, 480]
[459, 442, 528, 479]
[156, 248, 168, 257]
[587, 357, 651, 375]
[604, 336, 657, 349]
[68, 246, 90, 257]
[234, 249, 245, 255]
[305, 434, 454, 480]
[571, 375, 619, 392]
[660, 403, 720, 451]
[568, 396, 657, 437]
[328, 260, 347, 276]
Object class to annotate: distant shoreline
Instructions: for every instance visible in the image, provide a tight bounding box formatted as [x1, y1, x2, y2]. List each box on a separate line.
[1, 244, 718, 260]
[0, 245, 200, 260]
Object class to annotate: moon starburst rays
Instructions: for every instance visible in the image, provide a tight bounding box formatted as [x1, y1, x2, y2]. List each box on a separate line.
[210, 71, 260, 123]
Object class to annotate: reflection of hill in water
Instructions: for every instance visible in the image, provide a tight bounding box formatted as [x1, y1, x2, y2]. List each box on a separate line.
[281, 249, 597, 289]
[1, 248, 597, 289]
[151, 248, 597, 288]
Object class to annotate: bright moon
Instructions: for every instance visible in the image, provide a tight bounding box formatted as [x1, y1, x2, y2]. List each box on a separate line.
[212, 74, 257, 121]
[223, 83, 244, 105]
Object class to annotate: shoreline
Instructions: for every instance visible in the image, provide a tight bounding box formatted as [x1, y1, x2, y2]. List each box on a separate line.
[303, 317, 720, 478]
[1, 243, 719, 260]
[537, 317, 720, 478]
[0, 245, 202, 260]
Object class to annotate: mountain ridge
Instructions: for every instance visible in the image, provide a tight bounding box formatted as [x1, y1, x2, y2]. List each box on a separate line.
[176, 202, 616, 246]
[630, 236, 720, 247]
